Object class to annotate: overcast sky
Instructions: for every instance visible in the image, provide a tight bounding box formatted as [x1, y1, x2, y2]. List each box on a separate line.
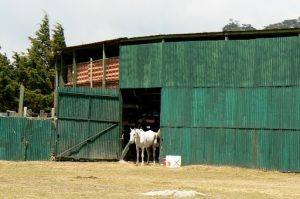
[0, 0, 299, 58]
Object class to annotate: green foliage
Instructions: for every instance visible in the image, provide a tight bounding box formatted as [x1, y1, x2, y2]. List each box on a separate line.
[0, 50, 19, 111]
[23, 89, 54, 112]
[28, 14, 52, 69]
[264, 17, 300, 29]
[0, 13, 66, 113]
[222, 19, 256, 32]
[52, 23, 66, 53]
[223, 17, 300, 32]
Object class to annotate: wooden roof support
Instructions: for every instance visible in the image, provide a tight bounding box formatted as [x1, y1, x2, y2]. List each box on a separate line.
[59, 55, 65, 87]
[102, 43, 106, 88]
[72, 50, 77, 87]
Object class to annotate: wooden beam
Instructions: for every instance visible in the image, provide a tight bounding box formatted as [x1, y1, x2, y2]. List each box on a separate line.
[18, 84, 24, 117]
[54, 60, 58, 90]
[121, 141, 131, 160]
[54, 91, 58, 117]
[72, 50, 77, 87]
[90, 58, 93, 88]
[102, 43, 106, 88]
[59, 56, 65, 87]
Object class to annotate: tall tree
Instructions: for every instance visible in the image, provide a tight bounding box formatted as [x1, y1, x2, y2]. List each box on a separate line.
[52, 23, 66, 53]
[0, 48, 19, 111]
[28, 14, 52, 69]
[10, 13, 66, 113]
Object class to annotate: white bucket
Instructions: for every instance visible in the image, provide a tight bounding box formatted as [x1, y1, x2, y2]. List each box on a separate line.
[166, 155, 181, 168]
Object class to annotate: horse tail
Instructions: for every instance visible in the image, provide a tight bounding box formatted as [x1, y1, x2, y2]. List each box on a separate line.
[157, 129, 160, 138]
[153, 129, 160, 145]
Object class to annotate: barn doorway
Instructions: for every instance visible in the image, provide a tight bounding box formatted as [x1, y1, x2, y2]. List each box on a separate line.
[121, 88, 161, 162]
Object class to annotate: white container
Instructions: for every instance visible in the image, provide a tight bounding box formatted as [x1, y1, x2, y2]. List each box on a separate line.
[166, 155, 181, 168]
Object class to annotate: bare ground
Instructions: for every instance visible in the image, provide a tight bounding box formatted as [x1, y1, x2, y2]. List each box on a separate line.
[0, 161, 299, 199]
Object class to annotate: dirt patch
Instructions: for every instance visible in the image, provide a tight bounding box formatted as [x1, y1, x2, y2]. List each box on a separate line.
[75, 176, 98, 179]
[141, 189, 206, 197]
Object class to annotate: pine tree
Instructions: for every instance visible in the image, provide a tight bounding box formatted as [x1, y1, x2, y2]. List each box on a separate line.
[11, 13, 66, 113]
[52, 23, 66, 53]
[28, 13, 52, 69]
[0, 48, 19, 111]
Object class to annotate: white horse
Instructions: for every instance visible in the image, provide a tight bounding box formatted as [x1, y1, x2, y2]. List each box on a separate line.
[129, 128, 159, 165]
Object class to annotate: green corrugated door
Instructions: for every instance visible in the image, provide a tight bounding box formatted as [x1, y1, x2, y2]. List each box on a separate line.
[24, 119, 55, 161]
[56, 87, 121, 160]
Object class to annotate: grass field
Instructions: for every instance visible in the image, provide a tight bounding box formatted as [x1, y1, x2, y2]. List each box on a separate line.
[0, 161, 299, 199]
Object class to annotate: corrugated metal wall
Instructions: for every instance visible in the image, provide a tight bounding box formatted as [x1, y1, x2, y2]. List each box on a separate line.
[122, 36, 300, 171]
[0, 117, 55, 161]
[120, 42, 163, 88]
[120, 37, 300, 88]
[160, 127, 300, 171]
[160, 88, 192, 127]
[160, 87, 300, 171]
[192, 87, 300, 130]
[56, 87, 121, 160]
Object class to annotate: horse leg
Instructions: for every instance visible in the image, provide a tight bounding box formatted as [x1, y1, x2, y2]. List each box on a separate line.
[136, 146, 139, 165]
[153, 145, 156, 165]
[146, 147, 150, 164]
[141, 147, 145, 165]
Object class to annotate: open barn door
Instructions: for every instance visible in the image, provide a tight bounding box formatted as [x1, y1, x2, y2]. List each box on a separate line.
[55, 88, 121, 161]
[121, 88, 161, 162]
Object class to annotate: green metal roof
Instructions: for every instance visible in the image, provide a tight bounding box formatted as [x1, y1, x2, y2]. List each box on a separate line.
[59, 28, 300, 53]
[121, 28, 300, 45]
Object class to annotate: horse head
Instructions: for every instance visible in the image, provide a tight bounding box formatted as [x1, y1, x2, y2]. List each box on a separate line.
[129, 128, 139, 144]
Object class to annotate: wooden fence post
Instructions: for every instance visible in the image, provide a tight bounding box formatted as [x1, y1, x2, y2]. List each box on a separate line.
[18, 84, 25, 117]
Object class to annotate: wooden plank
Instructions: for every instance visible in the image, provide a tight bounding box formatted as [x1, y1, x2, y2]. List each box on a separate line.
[90, 58, 93, 88]
[102, 43, 106, 88]
[72, 50, 77, 87]
[59, 56, 65, 87]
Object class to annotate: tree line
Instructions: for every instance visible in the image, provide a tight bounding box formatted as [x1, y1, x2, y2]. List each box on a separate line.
[222, 17, 300, 31]
[0, 15, 299, 113]
[0, 14, 66, 113]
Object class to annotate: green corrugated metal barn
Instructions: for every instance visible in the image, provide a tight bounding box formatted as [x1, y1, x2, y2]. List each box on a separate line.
[56, 29, 300, 171]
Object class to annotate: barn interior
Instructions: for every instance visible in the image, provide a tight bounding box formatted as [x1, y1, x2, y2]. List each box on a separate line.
[121, 88, 161, 161]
